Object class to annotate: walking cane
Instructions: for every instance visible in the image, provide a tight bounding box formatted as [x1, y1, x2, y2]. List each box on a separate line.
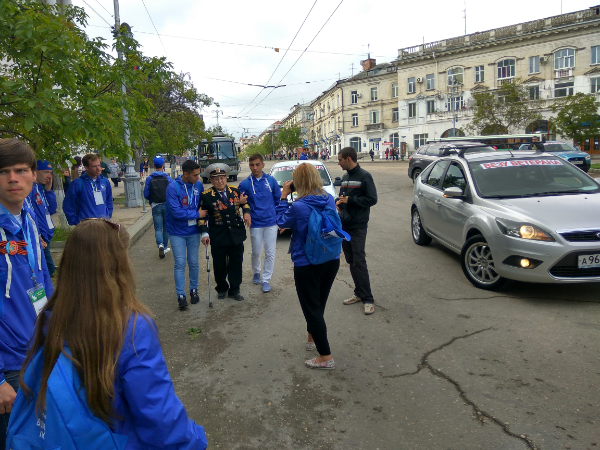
[205, 245, 212, 308]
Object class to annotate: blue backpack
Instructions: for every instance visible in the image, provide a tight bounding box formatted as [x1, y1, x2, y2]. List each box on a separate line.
[303, 203, 350, 265]
[7, 348, 128, 450]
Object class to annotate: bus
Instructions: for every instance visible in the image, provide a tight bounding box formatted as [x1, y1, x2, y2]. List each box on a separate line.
[197, 134, 241, 183]
[428, 133, 545, 150]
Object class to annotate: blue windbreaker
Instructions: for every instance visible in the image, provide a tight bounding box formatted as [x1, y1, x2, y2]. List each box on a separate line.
[276, 193, 338, 267]
[238, 173, 281, 228]
[143, 171, 173, 205]
[299, 153, 308, 160]
[165, 176, 203, 237]
[25, 182, 57, 243]
[63, 173, 113, 225]
[0, 204, 53, 383]
[111, 314, 207, 449]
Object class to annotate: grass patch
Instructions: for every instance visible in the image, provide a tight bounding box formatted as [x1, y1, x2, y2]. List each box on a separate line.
[52, 227, 71, 242]
[187, 327, 202, 340]
[591, 163, 600, 169]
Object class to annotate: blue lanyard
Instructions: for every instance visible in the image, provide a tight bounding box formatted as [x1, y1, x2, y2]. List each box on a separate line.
[35, 184, 49, 209]
[184, 183, 198, 209]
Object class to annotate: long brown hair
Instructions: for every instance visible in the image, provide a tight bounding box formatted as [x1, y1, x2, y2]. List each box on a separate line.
[20, 220, 152, 424]
[293, 162, 326, 198]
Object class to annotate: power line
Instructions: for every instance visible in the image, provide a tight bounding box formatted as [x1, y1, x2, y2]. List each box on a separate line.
[140, 0, 168, 58]
[93, 0, 113, 18]
[199, 75, 340, 88]
[81, 0, 112, 27]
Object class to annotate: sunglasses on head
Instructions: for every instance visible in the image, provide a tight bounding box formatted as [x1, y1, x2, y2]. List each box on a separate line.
[81, 218, 121, 232]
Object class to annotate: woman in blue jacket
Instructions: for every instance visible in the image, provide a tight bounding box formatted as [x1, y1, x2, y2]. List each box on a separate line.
[13, 219, 207, 449]
[276, 163, 339, 370]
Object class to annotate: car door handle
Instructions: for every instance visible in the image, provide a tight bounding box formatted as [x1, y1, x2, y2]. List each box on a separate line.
[435, 199, 442, 204]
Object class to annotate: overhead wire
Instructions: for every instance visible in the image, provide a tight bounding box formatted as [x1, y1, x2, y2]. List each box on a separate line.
[93, 0, 113, 18]
[81, 0, 113, 27]
[140, 0, 168, 58]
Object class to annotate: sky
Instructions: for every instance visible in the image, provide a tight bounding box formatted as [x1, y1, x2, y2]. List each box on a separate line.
[71, 0, 594, 140]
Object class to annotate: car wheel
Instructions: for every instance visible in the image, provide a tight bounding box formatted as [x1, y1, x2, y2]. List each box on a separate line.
[412, 168, 422, 183]
[411, 208, 432, 246]
[202, 177, 208, 184]
[232, 175, 238, 181]
[460, 235, 506, 290]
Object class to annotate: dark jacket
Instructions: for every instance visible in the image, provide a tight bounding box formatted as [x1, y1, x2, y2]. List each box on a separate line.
[338, 164, 377, 230]
[198, 185, 250, 247]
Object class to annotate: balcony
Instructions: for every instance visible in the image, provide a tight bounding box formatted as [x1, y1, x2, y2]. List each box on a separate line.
[366, 123, 384, 131]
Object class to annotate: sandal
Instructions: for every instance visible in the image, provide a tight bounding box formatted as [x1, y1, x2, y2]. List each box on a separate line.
[305, 357, 335, 370]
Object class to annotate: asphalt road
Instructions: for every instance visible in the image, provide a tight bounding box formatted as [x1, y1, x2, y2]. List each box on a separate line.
[130, 160, 600, 450]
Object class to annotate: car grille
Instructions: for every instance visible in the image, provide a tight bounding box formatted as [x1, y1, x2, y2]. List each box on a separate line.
[559, 230, 600, 242]
[549, 251, 600, 278]
[568, 157, 585, 163]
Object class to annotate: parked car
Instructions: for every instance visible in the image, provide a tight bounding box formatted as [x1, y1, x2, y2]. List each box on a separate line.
[408, 141, 495, 182]
[411, 150, 600, 290]
[518, 141, 591, 172]
[269, 160, 340, 205]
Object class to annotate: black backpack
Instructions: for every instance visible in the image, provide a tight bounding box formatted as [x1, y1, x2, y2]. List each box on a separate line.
[149, 175, 169, 204]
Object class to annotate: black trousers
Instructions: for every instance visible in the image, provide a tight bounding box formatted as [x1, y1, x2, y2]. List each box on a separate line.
[293, 259, 340, 356]
[341, 228, 374, 303]
[211, 243, 244, 295]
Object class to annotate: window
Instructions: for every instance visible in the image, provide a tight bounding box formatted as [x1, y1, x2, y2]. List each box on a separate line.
[554, 48, 575, 70]
[447, 68, 463, 85]
[446, 96, 464, 111]
[592, 77, 600, 93]
[392, 108, 399, 122]
[408, 103, 416, 118]
[408, 77, 416, 93]
[427, 100, 436, 114]
[497, 59, 515, 79]
[529, 56, 540, 74]
[370, 87, 378, 101]
[337, 95, 340, 108]
[351, 113, 358, 127]
[425, 161, 450, 189]
[349, 137, 361, 152]
[413, 133, 428, 150]
[529, 85, 540, 100]
[351, 90, 358, 104]
[370, 110, 380, 124]
[592, 45, 600, 65]
[392, 83, 398, 98]
[555, 81, 574, 97]
[442, 163, 467, 191]
[475, 65, 485, 83]
[390, 132, 399, 148]
[426, 74, 435, 90]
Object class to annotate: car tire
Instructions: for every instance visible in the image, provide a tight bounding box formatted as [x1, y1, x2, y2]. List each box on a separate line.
[232, 175, 238, 181]
[202, 177, 208, 184]
[460, 235, 506, 290]
[412, 168, 422, 183]
[411, 207, 432, 246]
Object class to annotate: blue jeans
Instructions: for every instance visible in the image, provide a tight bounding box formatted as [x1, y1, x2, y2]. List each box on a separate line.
[44, 240, 55, 277]
[0, 370, 20, 449]
[171, 234, 200, 296]
[151, 204, 169, 247]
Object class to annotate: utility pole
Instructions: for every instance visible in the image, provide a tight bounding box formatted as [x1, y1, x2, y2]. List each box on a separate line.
[113, 0, 142, 207]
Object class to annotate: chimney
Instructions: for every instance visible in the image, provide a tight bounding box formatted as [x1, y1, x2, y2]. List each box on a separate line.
[361, 58, 376, 71]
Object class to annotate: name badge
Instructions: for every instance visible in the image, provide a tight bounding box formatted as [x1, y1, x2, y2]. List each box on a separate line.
[188, 219, 197, 227]
[46, 213, 54, 230]
[94, 191, 104, 205]
[27, 283, 48, 316]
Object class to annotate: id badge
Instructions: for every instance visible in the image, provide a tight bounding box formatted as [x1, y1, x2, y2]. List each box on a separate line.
[27, 283, 48, 316]
[46, 213, 54, 230]
[188, 219, 197, 227]
[94, 191, 104, 205]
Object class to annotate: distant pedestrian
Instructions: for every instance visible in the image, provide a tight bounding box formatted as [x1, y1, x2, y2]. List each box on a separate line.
[144, 156, 173, 259]
[369, 149, 374, 161]
[239, 154, 280, 293]
[63, 153, 113, 225]
[139, 160, 144, 178]
[299, 151, 308, 161]
[385, 149, 389, 160]
[337, 147, 378, 315]
[143, 157, 149, 177]
[100, 159, 110, 178]
[70, 156, 82, 180]
[109, 158, 120, 187]
[62, 168, 71, 193]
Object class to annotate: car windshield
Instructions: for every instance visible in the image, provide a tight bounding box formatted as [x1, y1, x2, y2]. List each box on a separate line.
[543, 142, 580, 152]
[468, 156, 600, 198]
[270, 164, 331, 186]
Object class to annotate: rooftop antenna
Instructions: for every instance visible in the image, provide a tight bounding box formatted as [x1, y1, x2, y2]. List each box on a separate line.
[349, 62, 355, 76]
[463, 0, 467, 35]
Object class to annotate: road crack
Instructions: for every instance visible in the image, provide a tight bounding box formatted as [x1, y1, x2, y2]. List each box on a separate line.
[432, 295, 600, 304]
[380, 328, 538, 450]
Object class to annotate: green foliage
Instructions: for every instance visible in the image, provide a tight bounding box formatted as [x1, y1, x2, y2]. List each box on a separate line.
[187, 327, 202, 340]
[278, 126, 302, 151]
[464, 79, 542, 135]
[245, 136, 280, 157]
[551, 93, 600, 142]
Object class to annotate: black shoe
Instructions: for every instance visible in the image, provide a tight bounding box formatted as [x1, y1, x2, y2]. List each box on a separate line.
[159, 245, 165, 259]
[228, 293, 244, 301]
[217, 291, 227, 299]
[178, 295, 188, 310]
[190, 289, 199, 304]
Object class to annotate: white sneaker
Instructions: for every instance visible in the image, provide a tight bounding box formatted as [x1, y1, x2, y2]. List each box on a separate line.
[164, 248, 171, 255]
[343, 295, 361, 305]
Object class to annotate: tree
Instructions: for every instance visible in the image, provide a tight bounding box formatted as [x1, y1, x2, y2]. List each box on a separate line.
[278, 126, 302, 153]
[551, 93, 600, 143]
[463, 79, 542, 135]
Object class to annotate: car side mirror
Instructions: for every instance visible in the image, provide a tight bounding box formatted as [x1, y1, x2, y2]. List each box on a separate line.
[443, 187, 464, 198]
[333, 177, 342, 187]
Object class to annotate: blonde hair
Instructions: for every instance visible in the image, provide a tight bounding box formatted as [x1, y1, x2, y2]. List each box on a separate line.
[293, 163, 326, 198]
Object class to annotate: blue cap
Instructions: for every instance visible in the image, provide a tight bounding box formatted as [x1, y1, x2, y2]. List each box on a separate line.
[37, 160, 52, 171]
[153, 156, 165, 167]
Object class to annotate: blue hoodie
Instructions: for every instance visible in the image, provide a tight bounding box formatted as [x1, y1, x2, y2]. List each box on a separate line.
[238, 173, 281, 228]
[25, 183, 57, 243]
[143, 171, 173, 205]
[0, 204, 53, 384]
[276, 193, 338, 267]
[165, 176, 203, 237]
[63, 173, 113, 225]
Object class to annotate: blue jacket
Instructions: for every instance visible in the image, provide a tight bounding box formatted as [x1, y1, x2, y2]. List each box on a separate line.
[0, 204, 53, 383]
[165, 176, 203, 237]
[25, 182, 57, 242]
[63, 173, 113, 225]
[111, 314, 207, 449]
[299, 153, 308, 160]
[143, 171, 173, 205]
[238, 173, 281, 228]
[276, 193, 338, 267]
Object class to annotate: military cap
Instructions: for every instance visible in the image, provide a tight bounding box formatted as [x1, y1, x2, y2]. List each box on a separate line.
[204, 163, 231, 178]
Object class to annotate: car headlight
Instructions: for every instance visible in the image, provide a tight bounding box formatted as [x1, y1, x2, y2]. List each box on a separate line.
[496, 218, 554, 241]
[585, 155, 591, 160]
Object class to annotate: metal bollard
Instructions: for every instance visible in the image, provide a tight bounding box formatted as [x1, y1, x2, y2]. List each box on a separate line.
[140, 180, 147, 213]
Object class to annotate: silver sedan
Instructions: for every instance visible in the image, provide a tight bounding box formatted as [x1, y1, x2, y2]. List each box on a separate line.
[411, 150, 600, 290]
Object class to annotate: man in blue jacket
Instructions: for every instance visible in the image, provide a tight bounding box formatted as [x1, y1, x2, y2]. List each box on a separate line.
[165, 160, 205, 310]
[144, 156, 173, 258]
[63, 153, 113, 225]
[0, 139, 53, 449]
[239, 153, 281, 293]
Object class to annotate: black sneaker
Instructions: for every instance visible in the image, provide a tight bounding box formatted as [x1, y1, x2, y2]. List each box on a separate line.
[177, 295, 188, 310]
[228, 293, 244, 301]
[217, 291, 227, 299]
[190, 289, 199, 304]
[159, 245, 165, 259]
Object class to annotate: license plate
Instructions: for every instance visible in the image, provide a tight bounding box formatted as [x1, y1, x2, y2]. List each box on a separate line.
[572, 160, 583, 165]
[578, 253, 600, 268]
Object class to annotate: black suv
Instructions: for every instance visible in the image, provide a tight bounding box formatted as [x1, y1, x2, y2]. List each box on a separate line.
[407, 141, 495, 181]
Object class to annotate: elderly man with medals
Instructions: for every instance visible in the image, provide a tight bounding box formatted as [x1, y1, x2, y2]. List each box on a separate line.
[199, 164, 251, 301]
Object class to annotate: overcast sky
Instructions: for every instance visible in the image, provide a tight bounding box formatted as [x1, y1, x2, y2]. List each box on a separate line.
[71, 0, 593, 139]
